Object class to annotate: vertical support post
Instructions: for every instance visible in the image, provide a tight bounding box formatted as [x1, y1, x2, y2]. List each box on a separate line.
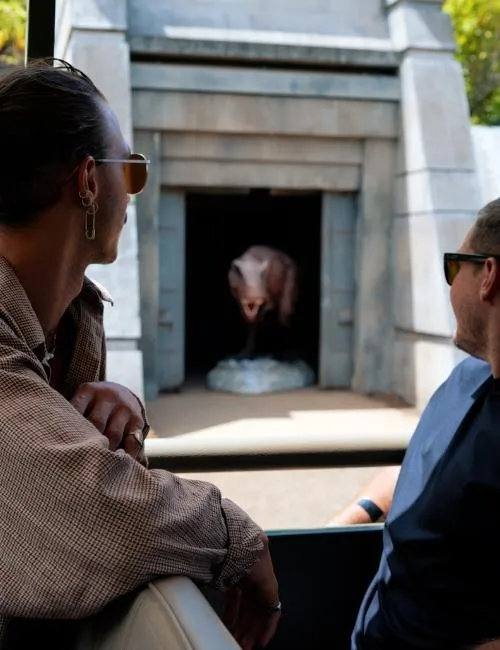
[135, 131, 162, 400]
[25, 0, 56, 63]
[352, 140, 395, 394]
[320, 193, 357, 388]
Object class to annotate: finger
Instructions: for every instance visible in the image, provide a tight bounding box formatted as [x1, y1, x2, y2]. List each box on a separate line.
[223, 587, 242, 632]
[86, 400, 115, 436]
[257, 611, 281, 647]
[240, 611, 281, 650]
[105, 406, 132, 452]
[123, 428, 144, 459]
[239, 619, 260, 650]
[234, 593, 257, 649]
[70, 385, 95, 416]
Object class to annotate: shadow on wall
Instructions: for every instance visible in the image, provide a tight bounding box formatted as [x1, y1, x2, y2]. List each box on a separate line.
[392, 207, 473, 409]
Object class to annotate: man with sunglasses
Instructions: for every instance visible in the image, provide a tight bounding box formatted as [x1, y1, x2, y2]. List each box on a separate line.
[0, 60, 280, 649]
[352, 198, 500, 649]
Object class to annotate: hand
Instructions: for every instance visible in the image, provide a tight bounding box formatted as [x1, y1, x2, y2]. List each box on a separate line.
[223, 533, 281, 650]
[70, 381, 145, 459]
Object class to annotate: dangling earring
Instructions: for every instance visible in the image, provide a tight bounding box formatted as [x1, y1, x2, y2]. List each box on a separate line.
[79, 191, 98, 241]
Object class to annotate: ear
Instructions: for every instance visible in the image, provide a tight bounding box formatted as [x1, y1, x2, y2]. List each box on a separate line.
[480, 258, 500, 302]
[76, 155, 98, 202]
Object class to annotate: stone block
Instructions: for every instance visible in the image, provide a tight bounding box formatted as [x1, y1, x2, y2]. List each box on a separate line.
[319, 350, 353, 389]
[131, 63, 400, 102]
[161, 160, 361, 191]
[55, 0, 72, 58]
[128, 0, 389, 40]
[352, 140, 395, 395]
[87, 205, 141, 339]
[471, 125, 500, 205]
[160, 133, 364, 166]
[392, 212, 476, 335]
[73, 0, 127, 31]
[395, 169, 480, 215]
[400, 53, 475, 172]
[66, 31, 133, 144]
[388, 1, 455, 52]
[330, 236, 357, 291]
[129, 33, 398, 69]
[392, 335, 466, 411]
[105, 350, 145, 401]
[133, 91, 399, 139]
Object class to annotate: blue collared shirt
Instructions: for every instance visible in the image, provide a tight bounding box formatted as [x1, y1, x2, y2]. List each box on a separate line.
[352, 355, 497, 649]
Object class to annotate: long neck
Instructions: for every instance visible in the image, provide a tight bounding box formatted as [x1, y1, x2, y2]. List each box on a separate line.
[0, 223, 87, 336]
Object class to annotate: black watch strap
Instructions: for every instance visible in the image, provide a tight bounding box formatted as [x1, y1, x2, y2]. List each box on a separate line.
[357, 498, 384, 522]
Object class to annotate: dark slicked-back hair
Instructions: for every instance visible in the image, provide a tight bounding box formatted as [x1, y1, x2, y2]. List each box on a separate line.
[0, 58, 107, 226]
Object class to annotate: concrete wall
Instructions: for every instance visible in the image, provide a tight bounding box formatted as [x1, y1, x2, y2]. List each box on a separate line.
[386, 0, 481, 411]
[55, 0, 486, 411]
[472, 126, 500, 204]
[132, 60, 399, 399]
[128, 0, 389, 40]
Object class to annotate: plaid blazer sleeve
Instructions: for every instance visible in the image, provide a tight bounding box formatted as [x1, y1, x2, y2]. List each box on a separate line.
[0, 327, 263, 621]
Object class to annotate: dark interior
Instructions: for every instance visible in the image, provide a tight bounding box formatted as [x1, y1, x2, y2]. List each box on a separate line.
[184, 190, 322, 379]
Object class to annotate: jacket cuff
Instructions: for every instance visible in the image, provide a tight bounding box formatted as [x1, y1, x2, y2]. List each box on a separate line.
[212, 498, 264, 590]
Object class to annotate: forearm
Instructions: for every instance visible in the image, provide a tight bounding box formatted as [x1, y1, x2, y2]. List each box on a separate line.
[0, 367, 263, 620]
[326, 466, 401, 526]
[1, 443, 263, 620]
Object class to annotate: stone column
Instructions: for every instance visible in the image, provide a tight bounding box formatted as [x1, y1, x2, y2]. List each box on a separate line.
[55, 0, 145, 399]
[387, 0, 480, 409]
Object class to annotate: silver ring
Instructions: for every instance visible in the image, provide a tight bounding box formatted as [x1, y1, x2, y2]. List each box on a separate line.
[270, 600, 282, 612]
[127, 429, 144, 448]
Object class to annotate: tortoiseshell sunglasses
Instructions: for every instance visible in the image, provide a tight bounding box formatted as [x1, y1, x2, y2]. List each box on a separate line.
[95, 153, 150, 195]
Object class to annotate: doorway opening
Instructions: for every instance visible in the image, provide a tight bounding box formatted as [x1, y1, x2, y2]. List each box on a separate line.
[184, 190, 322, 382]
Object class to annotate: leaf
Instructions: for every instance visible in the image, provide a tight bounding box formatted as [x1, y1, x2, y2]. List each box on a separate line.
[444, 0, 500, 124]
[0, 0, 26, 64]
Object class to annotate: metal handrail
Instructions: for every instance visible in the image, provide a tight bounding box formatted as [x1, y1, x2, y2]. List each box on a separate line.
[145, 431, 410, 472]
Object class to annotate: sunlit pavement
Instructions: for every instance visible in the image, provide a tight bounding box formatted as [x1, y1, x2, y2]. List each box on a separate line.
[146, 387, 420, 530]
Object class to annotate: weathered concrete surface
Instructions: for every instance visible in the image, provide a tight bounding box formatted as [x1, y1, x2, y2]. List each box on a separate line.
[146, 388, 419, 530]
[388, 0, 480, 410]
[471, 126, 500, 205]
[128, 0, 390, 40]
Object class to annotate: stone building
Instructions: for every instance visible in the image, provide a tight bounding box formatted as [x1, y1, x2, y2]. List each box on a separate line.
[55, 0, 480, 410]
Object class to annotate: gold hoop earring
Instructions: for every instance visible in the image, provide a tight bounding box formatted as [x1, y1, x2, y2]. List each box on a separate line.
[84, 202, 98, 241]
[79, 190, 93, 209]
[79, 191, 98, 241]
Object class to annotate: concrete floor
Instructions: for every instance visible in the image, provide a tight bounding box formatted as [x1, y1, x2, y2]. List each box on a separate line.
[146, 386, 420, 531]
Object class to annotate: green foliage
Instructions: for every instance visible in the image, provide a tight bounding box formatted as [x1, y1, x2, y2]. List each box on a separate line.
[444, 0, 500, 125]
[0, 0, 26, 64]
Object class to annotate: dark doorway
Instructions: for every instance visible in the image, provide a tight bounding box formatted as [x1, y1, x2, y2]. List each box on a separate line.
[184, 190, 322, 380]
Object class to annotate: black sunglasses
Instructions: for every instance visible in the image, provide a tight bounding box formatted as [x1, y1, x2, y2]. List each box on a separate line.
[443, 252, 500, 286]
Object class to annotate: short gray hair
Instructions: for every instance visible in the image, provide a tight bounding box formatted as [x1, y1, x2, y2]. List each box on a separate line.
[470, 198, 500, 254]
